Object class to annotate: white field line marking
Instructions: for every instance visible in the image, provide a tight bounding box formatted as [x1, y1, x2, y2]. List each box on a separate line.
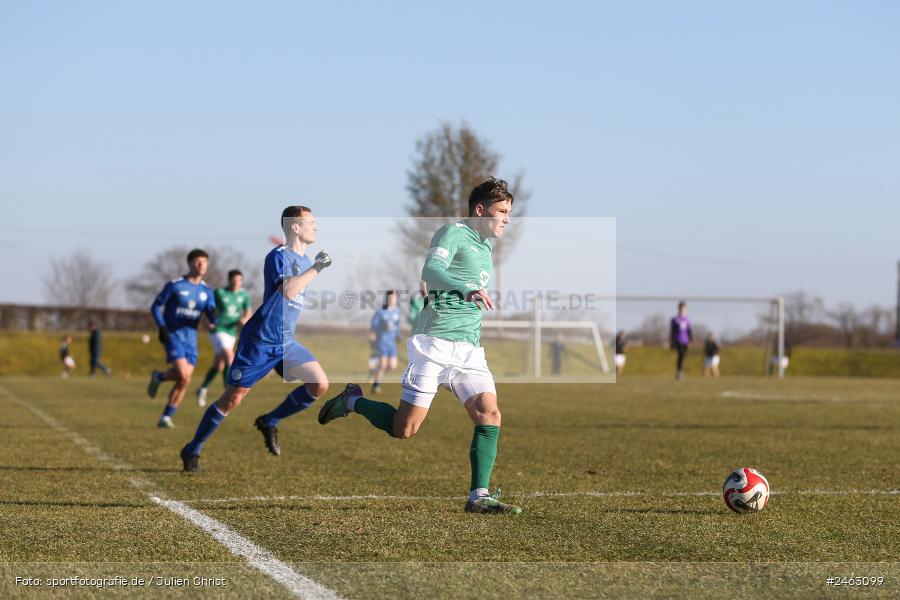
[720, 390, 849, 403]
[184, 488, 900, 505]
[0, 385, 342, 600]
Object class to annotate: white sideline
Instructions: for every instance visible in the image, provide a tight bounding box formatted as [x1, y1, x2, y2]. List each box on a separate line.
[0, 385, 342, 600]
[184, 488, 900, 505]
[721, 390, 848, 402]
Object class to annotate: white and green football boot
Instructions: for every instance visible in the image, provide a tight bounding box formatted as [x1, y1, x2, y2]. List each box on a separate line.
[464, 489, 522, 515]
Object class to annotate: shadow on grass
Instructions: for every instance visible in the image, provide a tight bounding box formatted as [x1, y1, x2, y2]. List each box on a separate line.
[0, 465, 180, 473]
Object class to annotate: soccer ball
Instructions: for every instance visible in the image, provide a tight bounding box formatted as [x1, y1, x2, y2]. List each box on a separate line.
[723, 467, 769, 514]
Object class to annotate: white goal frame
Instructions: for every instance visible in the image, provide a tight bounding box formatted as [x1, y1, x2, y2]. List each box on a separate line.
[482, 293, 611, 377]
[615, 295, 787, 379]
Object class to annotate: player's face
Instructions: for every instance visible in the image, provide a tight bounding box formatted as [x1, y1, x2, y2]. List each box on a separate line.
[295, 212, 317, 244]
[483, 200, 512, 238]
[230, 275, 243, 290]
[386, 294, 397, 308]
[189, 256, 208, 277]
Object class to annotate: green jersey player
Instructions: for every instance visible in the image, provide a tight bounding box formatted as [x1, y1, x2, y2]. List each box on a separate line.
[196, 270, 252, 406]
[319, 177, 521, 514]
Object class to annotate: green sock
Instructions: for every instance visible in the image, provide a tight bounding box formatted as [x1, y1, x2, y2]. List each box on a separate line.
[470, 425, 500, 491]
[354, 397, 396, 436]
[200, 366, 219, 389]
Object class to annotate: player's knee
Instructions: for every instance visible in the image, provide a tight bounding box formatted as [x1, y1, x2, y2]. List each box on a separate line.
[392, 424, 418, 440]
[473, 406, 501, 426]
[309, 380, 329, 398]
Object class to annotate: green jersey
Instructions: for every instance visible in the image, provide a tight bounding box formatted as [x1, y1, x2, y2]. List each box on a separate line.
[414, 221, 493, 346]
[213, 288, 251, 336]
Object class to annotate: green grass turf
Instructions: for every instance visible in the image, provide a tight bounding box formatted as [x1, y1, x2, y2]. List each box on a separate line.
[9, 329, 900, 379]
[0, 374, 898, 598]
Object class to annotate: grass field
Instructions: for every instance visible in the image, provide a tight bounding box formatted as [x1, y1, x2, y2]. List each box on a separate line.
[0, 374, 898, 598]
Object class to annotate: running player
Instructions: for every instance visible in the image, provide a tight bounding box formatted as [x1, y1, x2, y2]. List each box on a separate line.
[179, 206, 332, 472]
[318, 177, 522, 515]
[148, 249, 218, 428]
[369, 290, 401, 394]
[196, 270, 252, 407]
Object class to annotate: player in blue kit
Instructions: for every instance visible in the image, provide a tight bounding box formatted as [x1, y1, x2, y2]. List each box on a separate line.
[179, 206, 333, 472]
[147, 249, 218, 428]
[369, 290, 401, 394]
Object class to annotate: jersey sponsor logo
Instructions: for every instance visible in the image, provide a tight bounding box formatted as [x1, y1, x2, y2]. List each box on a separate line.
[428, 246, 450, 260]
[179, 290, 190, 296]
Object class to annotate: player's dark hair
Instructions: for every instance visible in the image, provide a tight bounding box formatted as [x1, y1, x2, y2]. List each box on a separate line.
[282, 205, 312, 234]
[468, 177, 514, 216]
[187, 248, 209, 264]
[227, 269, 243, 280]
[383, 290, 396, 309]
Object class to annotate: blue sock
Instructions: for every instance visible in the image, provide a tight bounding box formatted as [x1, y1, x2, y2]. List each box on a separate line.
[263, 386, 317, 427]
[162, 404, 177, 418]
[186, 405, 226, 455]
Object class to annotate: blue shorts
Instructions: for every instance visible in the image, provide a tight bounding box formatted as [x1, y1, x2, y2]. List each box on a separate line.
[165, 332, 198, 366]
[375, 339, 398, 359]
[227, 337, 316, 388]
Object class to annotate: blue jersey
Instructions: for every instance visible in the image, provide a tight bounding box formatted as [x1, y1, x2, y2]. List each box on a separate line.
[241, 246, 312, 345]
[371, 307, 401, 345]
[151, 277, 217, 335]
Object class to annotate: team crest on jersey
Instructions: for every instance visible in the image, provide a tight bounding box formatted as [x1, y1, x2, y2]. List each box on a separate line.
[230, 368, 242, 381]
[199, 292, 208, 301]
[479, 271, 490, 288]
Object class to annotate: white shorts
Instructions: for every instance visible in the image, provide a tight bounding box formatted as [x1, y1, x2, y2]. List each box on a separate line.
[63, 356, 76, 368]
[400, 334, 496, 409]
[614, 354, 626, 368]
[704, 355, 720, 368]
[209, 331, 236, 355]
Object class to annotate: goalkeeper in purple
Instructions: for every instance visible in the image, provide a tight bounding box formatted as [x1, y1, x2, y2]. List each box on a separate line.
[147, 248, 218, 429]
[180, 206, 333, 472]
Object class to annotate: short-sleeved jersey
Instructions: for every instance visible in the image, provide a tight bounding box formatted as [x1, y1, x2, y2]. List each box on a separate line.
[371, 307, 401, 344]
[213, 288, 251, 336]
[240, 246, 312, 345]
[704, 339, 720, 357]
[151, 277, 217, 334]
[414, 221, 493, 346]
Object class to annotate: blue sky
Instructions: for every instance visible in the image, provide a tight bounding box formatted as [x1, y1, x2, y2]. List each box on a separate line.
[2, 1, 899, 314]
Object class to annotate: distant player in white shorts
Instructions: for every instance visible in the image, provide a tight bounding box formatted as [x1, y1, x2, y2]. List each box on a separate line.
[614, 330, 627, 375]
[703, 332, 720, 378]
[318, 177, 522, 515]
[196, 270, 252, 406]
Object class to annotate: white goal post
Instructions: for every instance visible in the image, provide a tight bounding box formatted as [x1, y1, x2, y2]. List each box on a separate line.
[480, 294, 787, 379]
[482, 293, 611, 377]
[614, 295, 787, 379]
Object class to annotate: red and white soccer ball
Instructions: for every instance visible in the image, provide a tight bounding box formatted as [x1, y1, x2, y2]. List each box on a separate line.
[723, 467, 769, 514]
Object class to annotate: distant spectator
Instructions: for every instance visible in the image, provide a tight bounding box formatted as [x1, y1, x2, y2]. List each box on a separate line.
[670, 301, 692, 380]
[703, 332, 720, 378]
[550, 333, 566, 375]
[88, 321, 111, 377]
[60, 335, 75, 377]
[614, 331, 627, 376]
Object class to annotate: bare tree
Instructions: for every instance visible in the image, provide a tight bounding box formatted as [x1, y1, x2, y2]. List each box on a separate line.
[827, 302, 858, 348]
[42, 249, 116, 308]
[399, 122, 529, 260]
[125, 245, 259, 309]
